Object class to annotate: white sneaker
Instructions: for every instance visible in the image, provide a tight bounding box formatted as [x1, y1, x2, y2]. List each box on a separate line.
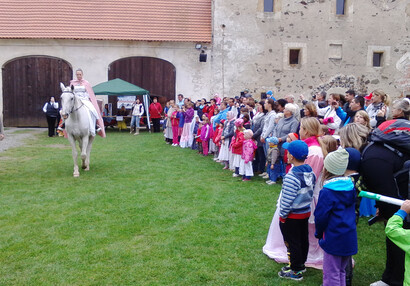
[262, 174, 269, 179]
[266, 180, 276, 185]
[370, 281, 390, 286]
[232, 173, 240, 177]
[259, 172, 267, 177]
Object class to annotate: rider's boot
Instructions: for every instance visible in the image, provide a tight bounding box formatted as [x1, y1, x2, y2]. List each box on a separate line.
[57, 122, 65, 131]
[96, 124, 102, 133]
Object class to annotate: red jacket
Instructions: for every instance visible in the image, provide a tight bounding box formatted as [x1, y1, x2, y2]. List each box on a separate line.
[203, 104, 216, 119]
[231, 129, 244, 155]
[213, 127, 223, 147]
[196, 128, 202, 143]
[149, 102, 163, 119]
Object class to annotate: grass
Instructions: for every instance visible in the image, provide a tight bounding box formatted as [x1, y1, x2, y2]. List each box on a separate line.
[0, 128, 386, 285]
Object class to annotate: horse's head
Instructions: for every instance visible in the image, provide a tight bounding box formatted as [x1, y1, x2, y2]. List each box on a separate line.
[60, 83, 75, 119]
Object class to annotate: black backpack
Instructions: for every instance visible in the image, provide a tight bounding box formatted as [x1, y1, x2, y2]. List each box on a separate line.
[370, 119, 410, 156]
[363, 119, 410, 200]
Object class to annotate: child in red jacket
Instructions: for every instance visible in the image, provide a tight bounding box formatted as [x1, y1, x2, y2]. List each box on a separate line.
[231, 118, 245, 178]
[213, 120, 224, 161]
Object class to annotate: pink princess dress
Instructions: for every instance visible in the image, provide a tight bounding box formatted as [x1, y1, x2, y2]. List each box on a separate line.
[262, 136, 324, 269]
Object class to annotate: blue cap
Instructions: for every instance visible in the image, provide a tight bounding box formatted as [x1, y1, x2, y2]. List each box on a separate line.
[266, 136, 279, 145]
[282, 140, 309, 161]
[266, 90, 273, 95]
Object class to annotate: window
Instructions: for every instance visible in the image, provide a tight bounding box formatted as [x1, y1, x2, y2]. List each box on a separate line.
[264, 0, 273, 12]
[289, 49, 300, 65]
[283, 43, 306, 70]
[336, 0, 345, 15]
[373, 52, 383, 67]
[367, 46, 390, 68]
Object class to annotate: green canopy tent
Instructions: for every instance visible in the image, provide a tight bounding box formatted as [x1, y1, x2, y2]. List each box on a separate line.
[92, 78, 151, 129]
[93, 78, 149, 96]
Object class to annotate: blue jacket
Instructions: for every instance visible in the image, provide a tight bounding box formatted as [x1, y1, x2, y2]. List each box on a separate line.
[212, 108, 228, 129]
[314, 177, 358, 256]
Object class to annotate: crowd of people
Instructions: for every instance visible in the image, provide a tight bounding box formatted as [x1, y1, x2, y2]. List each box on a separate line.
[160, 90, 410, 286]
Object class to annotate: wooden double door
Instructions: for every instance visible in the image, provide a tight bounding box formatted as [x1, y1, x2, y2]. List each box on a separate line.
[2, 56, 72, 127]
[108, 57, 176, 114]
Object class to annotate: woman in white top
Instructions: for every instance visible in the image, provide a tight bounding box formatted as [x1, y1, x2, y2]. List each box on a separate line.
[313, 93, 342, 134]
[365, 89, 391, 128]
[130, 98, 144, 135]
[67, 68, 105, 137]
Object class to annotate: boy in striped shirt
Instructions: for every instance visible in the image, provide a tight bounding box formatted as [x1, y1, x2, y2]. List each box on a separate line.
[278, 140, 316, 281]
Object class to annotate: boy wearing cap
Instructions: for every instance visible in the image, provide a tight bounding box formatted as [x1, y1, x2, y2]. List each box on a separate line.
[278, 140, 316, 281]
[265, 136, 279, 185]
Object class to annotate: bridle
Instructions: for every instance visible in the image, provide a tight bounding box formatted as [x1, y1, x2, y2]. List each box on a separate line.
[62, 90, 84, 117]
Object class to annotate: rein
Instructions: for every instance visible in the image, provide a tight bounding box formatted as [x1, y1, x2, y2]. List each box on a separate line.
[64, 91, 84, 115]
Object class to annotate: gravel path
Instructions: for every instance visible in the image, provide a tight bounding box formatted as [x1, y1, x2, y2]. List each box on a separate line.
[0, 127, 47, 152]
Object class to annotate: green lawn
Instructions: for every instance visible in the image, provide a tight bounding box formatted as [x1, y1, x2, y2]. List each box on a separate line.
[0, 129, 386, 285]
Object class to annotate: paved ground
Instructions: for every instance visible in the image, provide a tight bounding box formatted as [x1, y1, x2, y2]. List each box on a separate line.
[0, 127, 47, 152]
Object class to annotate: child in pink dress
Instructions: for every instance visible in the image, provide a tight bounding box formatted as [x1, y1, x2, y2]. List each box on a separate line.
[239, 129, 257, 181]
[200, 117, 212, 156]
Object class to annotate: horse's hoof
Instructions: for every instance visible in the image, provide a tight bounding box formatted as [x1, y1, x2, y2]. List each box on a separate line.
[85, 167, 90, 171]
[73, 173, 80, 177]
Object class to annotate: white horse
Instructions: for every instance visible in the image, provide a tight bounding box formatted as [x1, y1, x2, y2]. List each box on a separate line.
[60, 83, 95, 177]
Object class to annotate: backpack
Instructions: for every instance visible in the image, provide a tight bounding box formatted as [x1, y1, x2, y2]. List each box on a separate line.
[363, 119, 410, 201]
[369, 119, 410, 156]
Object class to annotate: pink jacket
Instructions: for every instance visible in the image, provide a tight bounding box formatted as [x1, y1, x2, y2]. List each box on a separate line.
[241, 139, 257, 163]
[200, 123, 211, 141]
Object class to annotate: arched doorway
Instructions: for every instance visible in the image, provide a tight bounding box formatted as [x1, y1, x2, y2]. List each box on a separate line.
[2, 56, 72, 127]
[108, 57, 176, 113]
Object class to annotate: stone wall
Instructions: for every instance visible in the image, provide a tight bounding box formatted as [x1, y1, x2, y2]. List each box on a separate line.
[211, 0, 410, 100]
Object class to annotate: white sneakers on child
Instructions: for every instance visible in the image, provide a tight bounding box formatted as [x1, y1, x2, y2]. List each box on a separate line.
[259, 172, 267, 177]
[262, 174, 269, 179]
[232, 173, 240, 177]
[266, 180, 276, 185]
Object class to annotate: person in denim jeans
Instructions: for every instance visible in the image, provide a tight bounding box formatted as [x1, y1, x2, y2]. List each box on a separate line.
[130, 98, 144, 135]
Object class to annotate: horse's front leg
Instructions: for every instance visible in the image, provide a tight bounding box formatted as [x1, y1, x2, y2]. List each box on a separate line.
[84, 135, 95, 171]
[80, 136, 89, 170]
[68, 136, 79, 177]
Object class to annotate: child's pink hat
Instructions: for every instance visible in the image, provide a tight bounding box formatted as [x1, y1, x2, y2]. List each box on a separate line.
[235, 118, 244, 127]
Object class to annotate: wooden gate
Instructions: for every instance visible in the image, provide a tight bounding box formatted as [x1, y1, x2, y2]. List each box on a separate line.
[108, 57, 176, 113]
[2, 56, 72, 127]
